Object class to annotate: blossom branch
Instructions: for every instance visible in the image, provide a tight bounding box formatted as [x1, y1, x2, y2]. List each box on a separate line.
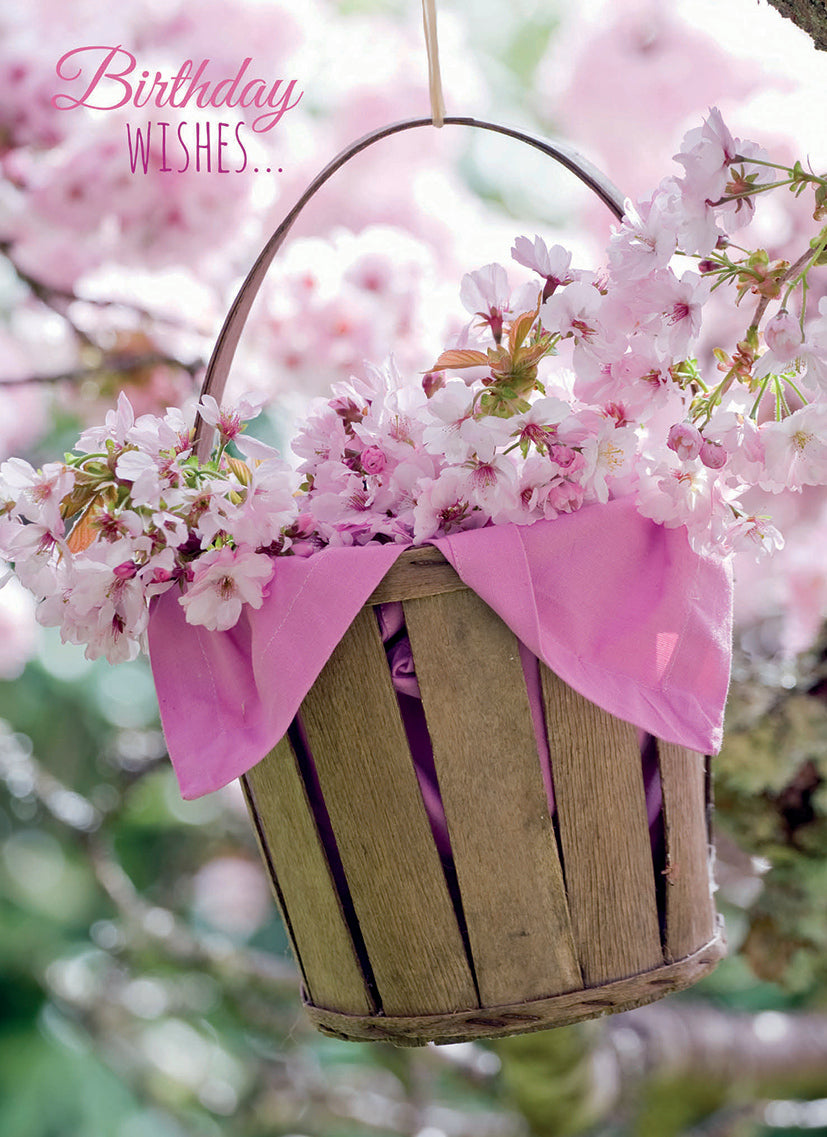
[0, 351, 204, 387]
[0, 241, 212, 333]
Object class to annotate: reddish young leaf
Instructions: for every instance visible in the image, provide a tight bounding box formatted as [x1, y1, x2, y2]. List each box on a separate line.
[430, 349, 490, 371]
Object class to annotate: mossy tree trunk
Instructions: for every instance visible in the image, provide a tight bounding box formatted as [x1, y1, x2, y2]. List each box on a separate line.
[762, 0, 827, 49]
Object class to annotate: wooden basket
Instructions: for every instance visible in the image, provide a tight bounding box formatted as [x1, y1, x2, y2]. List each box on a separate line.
[191, 117, 726, 1044]
[241, 547, 725, 1046]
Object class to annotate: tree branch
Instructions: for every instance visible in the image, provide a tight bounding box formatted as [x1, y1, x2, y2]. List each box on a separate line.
[0, 352, 203, 387]
[605, 1002, 827, 1098]
[762, 0, 827, 51]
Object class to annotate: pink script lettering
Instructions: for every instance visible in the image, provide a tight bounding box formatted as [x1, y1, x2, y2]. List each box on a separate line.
[53, 46, 303, 132]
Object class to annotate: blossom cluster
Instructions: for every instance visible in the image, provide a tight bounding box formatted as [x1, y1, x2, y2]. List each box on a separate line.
[5, 109, 827, 662]
[0, 395, 299, 662]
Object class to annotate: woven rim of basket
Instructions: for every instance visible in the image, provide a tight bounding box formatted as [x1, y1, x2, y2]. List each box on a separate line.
[301, 922, 726, 1047]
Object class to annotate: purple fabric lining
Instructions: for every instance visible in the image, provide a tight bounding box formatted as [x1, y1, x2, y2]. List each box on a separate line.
[376, 602, 665, 867]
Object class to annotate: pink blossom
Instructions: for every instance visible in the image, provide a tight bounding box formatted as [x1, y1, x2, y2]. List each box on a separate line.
[609, 188, 680, 281]
[458, 263, 536, 341]
[227, 459, 298, 550]
[460, 453, 519, 518]
[128, 407, 192, 456]
[576, 423, 638, 504]
[540, 281, 602, 343]
[545, 478, 585, 515]
[667, 423, 703, 461]
[460, 263, 511, 317]
[658, 271, 708, 356]
[115, 450, 168, 510]
[511, 236, 574, 298]
[726, 515, 785, 559]
[0, 458, 73, 528]
[759, 405, 827, 490]
[509, 398, 572, 452]
[197, 393, 264, 444]
[704, 409, 765, 483]
[180, 546, 274, 632]
[76, 391, 136, 453]
[544, 9, 762, 202]
[412, 469, 486, 542]
[801, 297, 827, 391]
[513, 456, 586, 521]
[675, 107, 740, 202]
[0, 573, 38, 678]
[636, 457, 715, 532]
[422, 380, 508, 462]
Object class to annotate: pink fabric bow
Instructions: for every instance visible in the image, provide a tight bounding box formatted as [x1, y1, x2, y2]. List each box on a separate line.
[147, 498, 732, 799]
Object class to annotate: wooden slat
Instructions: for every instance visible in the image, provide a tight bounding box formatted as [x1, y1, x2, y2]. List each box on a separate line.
[299, 605, 478, 1016]
[242, 737, 374, 1014]
[658, 742, 716, 962]
[367, 546, 469, 604]
[541, 667, 664, 986]
[404, 589, 582, 1006]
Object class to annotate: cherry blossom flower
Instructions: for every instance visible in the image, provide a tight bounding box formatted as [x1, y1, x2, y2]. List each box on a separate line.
[511, 236, 575, 298]
[197, 394, 265, 444]
[459, 263, 537, 342]
[412, 469, 487, 542]
[0, 458, 73, 529]
[674, 107, 741, 203]
[636, 457, 715, 534]
[540, 280, 603, 344]
[76, 391, 136, 453]
[422, 380, 508, 462]
[760, 405, 827, 490]
[609, 189, 680, 280]
[180, 546, 274, 632]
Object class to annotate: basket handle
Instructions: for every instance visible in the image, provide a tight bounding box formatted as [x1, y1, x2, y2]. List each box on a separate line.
[193, 116, 626, 459]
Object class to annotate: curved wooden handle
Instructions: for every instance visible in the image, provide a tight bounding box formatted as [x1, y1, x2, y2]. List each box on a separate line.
[194, 116, 626, 458]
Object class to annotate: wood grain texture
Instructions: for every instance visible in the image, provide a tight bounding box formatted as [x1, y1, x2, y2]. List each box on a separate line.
[242, 738, 374, 1015]
[404, 589, 582, 1006]
[658, 742, 717, 962]
[367, 546, 469, 604]
[305, 925, 726, 1046]
[299, 605, 478, 1016]
[541, 667, 663, 986]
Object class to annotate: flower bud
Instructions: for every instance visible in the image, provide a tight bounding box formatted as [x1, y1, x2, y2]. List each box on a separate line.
[113, 560, 138, 580]
[764, 310, 801, 362]
[667, 423, 702, 461]
[699, 438, 727, 469]
[422, 370, 446, 399]
[360, 445, 387, 475]
[550, 443, 577, 468]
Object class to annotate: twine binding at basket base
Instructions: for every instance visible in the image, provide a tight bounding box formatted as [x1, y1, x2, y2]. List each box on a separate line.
[191, 98, 726, 1044]
[239, 548, 726, 1048]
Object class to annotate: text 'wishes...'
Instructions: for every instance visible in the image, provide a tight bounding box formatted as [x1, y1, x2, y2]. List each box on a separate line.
[52, 46, 303, 174]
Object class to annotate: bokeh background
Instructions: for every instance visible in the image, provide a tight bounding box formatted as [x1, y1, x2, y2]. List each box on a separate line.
[2, 1, 827, 1135]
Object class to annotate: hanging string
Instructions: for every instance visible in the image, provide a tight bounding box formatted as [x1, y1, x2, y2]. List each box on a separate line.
[421, 0, 446, 128]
